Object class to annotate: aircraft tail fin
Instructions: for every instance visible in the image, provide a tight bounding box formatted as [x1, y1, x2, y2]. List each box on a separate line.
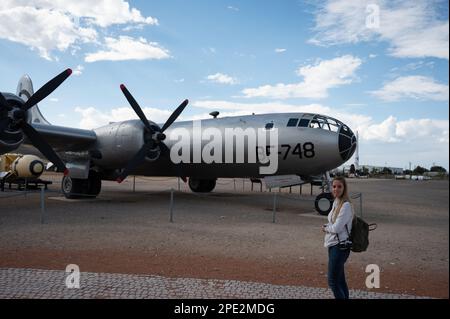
[16, 75, 52, 126]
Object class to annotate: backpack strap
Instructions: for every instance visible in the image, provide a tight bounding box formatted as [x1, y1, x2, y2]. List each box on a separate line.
[345, 224, 350, 236]
[336, 224, 351, 243]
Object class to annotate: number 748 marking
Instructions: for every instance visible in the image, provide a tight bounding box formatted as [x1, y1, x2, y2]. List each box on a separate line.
[261, 143, 315, 160]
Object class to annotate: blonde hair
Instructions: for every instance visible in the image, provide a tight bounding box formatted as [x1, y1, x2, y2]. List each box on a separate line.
[331, 176, 352, 223]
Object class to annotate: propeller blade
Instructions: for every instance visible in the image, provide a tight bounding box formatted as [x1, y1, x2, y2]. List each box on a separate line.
[160, 99, 189, 133]
[116, 143, 152, 183]
[120, 84, 155, 133]
[21, 123, 68, 174]
[23, 69, 72, 111]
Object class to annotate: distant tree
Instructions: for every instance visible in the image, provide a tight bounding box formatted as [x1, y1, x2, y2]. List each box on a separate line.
[382, 167, 392, 175]
[361, 167, 369, 176]
[370, 167, 378, 175]
[350, 164, 356, 174]
[413, 166, 428, 175]
[430, 166, 447, 173]
[404, 169, 412, 175]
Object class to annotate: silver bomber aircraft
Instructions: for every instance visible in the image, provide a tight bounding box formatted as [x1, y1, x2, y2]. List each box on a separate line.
[0, 69, 357, 215]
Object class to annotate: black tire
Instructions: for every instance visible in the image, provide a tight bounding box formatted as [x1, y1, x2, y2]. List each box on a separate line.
[87, 170, 102, 197]
[188, 178, 201, 192]
[188, 178, 216, 193]
[61, 175, 86, 199]
[202, 179, 216, 192]
[315, 192, 334, 216]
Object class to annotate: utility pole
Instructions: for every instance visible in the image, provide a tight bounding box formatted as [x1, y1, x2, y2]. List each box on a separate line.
[355, 131, 359, 170]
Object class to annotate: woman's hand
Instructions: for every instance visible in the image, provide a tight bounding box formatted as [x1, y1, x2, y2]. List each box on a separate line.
[322, 224, 328, 233]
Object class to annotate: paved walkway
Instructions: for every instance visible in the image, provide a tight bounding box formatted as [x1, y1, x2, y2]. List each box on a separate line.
[0, 268, 429, 299]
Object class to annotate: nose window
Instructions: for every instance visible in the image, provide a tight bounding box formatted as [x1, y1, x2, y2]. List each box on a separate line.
[339, 125, 357, 161]
[300, 114, 340, 132]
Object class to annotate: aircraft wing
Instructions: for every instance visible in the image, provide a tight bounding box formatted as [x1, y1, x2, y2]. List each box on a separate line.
[24, 124, 97, 152]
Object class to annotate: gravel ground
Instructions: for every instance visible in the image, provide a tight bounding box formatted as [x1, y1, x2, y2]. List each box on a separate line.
[0, 173, 448, 298]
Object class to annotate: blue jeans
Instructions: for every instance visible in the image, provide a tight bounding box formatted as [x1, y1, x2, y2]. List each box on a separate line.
[328, 245, 351, 299]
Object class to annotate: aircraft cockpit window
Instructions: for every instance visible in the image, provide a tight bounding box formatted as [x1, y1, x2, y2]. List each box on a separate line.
[326, 118, 340, 132]
[287, 118, 299, 127]
[308, 115, 341, 132]
[265, 122, 274, 130]
[298, 119, 310, 127]
[309, 119, 321, 129]
[340, 125, 353, 138]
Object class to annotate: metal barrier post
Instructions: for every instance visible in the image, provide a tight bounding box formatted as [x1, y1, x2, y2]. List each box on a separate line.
[360, 193, 363, 218]
[233, 179, 236, 191]
[272, 192, 277, 223]
[133, 176, 136, 192]
[169, 188, 174, 223]
[40, 187, 45, 224]
[24, 178, 28, 197]
[178, 177, 180, 191]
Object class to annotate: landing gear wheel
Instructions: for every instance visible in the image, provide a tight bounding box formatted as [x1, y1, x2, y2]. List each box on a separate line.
[188, 178, 216, 193]
[87, 170, 102, 197]
[315, 192, 334, 216]
[202, 179, 216, 192]
[61, 170, 102, 199]
[61, 175, 85, 199]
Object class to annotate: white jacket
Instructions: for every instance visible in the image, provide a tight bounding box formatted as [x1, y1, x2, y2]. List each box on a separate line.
[324, 200, 353, 248]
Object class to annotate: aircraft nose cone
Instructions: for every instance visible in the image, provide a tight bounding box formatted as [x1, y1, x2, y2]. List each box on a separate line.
[338, 124, 357, 161]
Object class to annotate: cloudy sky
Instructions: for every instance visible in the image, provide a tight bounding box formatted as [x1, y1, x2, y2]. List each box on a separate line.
[0, 0, 448, 170]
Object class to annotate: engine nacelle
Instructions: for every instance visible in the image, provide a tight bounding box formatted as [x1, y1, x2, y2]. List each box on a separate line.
[0, 93, 25, 155]
[92, 120, 149, 169]
[0, 136, 23, 155]
[11, 155, 45, 178]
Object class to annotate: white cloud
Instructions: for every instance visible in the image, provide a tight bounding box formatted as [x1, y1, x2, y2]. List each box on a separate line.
[242, 55, 362, 99]
[0, 1, 159, 60]
[370, 76, 449, 101]
[49, 98, 59, 102]
[85, 36, 170, 62]
[206, 73, 238, 85]
[75, 106, 172, 129]
[227, 6, 239, 12]
[275, 48, 287, 53]
[361, 116, 400, 142]
[0, 6, 97, 60]
[193, 100, 330, 116]
[72, 65, 84, 76]
[396, 118, 449, 142]
[0, 1, 158, 28]
[309, 0, 449, 60]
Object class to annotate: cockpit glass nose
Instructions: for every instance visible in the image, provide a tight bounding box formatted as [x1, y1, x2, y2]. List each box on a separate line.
[285, 114, 357, 161]
[338, 125, 357, 161]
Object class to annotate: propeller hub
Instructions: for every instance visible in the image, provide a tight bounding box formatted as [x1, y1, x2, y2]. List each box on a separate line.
[12, 108, 26, 121]
[156, 132, 166, 141]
